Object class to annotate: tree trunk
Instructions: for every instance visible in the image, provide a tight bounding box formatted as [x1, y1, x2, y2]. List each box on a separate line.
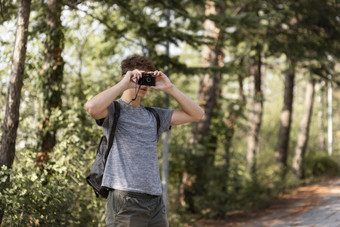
[190, 0, 225, 144]
[180, 1, 224, 211]
[316, 81, 326, 151]
[292, 78, 315, 179]
[275, 59, 295, 178]
[36, 0, 64, 170]
[0, 0, 31, 223]
[162, 8, 171, 210]
[221, 65, 246, 216]
[191, 0, 224, 156]
[224, 72, 246, 165]
[327, 74, 333, 156]
[246, 54, 263, 174]
[0, 0, 31, 169]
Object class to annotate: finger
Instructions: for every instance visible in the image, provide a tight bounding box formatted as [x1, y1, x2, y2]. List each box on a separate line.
[156, 71, 166, 77]
[153, 71, 160, 77]
[130, 75, 138, 84]
[135, 71, 142, 80]
[131, 71, 141, 81]
[150, 85, 160, 90]
[125, 71, 132, 78]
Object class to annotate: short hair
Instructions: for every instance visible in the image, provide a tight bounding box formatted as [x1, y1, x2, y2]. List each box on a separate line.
[121, 55, 156, 75]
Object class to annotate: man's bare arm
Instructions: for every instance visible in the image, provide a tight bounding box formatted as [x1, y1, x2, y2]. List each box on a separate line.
[85, 70, 141, 119]
[151, 71, 204, 126]
[167, 86, 204, 126]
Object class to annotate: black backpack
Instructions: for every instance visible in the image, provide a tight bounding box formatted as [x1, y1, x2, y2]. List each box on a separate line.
[86, 101, 160, 198]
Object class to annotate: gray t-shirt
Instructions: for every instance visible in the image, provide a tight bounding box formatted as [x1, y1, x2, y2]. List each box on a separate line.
[97, 99, 174, 196]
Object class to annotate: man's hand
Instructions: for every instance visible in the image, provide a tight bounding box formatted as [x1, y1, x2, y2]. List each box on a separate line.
[121, 69, 143, 89]
[151, 70, 174, 92]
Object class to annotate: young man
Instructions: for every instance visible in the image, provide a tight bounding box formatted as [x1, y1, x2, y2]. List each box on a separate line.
[85, 55, 204, 226]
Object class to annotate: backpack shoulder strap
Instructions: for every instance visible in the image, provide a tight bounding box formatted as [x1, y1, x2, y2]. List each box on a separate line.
[145, 107, 160, 135]
[105, 101, 120, 162]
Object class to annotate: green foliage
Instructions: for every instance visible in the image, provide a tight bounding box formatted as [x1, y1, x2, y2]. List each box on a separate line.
[0, 150, 105, 226]
[0, 1, 16, 24]
[1, 104, 106, 226]
[0, 164, 75, 226]
[304, 153, 340, 179]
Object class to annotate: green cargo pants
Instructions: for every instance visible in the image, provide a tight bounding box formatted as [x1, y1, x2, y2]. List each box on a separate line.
[105, 190, 169, 227]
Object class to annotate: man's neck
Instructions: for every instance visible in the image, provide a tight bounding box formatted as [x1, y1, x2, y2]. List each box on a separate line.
[121, 90, 141, 108]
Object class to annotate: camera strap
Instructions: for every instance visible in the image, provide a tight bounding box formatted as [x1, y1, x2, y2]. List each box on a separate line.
[128, 83, 143, 105]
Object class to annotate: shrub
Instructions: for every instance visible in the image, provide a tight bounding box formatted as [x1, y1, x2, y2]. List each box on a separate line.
[304, 153, 340, 179]
[311, 155, 339, 177]
[0, 165, 76, 226]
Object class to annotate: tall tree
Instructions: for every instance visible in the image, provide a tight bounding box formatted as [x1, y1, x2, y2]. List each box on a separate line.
[274, 58, 295, 177]
[327, 72, 333, 156]
[221, 59, 247, 217]
[269, 1, 306, 176]
[0, 0, 31, 222]
[191, 1, 224, 146]
[247, 53, 263, 174]
[223, 71, 246, 166]
[316, 81, 326, 151]
[161, 5, 171, 212]
[36, 0, 64, 170]
[293, 78, 315, 179]
[181, 0, 225, 212]
[223, 0, 267, 175]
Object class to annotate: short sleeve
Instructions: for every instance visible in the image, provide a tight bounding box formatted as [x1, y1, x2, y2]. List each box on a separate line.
[152, 108, 174, 135]
[95, 102, 116, 136]
[95, 118, 105, 126]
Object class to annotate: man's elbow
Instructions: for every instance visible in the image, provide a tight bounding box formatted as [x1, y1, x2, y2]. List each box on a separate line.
[85, 101, 107, 120]
[193, 108, 205, 122]
[85, 102, 97, 118]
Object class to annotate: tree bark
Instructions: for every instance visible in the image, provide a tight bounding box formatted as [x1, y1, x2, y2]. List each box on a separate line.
[221, 65, 246, 217]
[181, 1, 224, 212]
[327, 74, 333, 156]
[293, 78, 315, 179]
[0, 0, 31, 169]
[246, 54, 263, 174]
[36, 0, 64, 170]
[275, 59, 295, 178]
[0, 0, 31, 223]
[162, 8, 171, 210]
[191, 2, 223, 146]
[316, 81, 326, 151]
[224, 72, 246, 165]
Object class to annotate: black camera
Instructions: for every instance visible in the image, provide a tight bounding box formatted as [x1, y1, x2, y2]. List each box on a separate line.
[138, 73, 155, 86]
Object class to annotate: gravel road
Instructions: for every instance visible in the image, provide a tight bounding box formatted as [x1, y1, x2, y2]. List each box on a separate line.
[267, 181, 340, 227]
[195, 178, 340, 227]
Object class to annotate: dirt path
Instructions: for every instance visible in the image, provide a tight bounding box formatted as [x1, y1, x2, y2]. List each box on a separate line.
[194, 178, 340, 227]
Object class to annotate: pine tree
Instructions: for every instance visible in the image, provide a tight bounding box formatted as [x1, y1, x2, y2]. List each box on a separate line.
[36, 0, 64, 170]
[0, 0, 31, 222]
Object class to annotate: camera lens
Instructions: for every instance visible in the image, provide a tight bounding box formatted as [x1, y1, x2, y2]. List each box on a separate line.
[146, 77, 151, 82]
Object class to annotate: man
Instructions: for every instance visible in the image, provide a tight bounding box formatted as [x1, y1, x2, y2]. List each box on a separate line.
[85, 55, 204, 226]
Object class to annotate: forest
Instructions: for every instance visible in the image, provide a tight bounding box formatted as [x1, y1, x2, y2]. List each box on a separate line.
[0, 0, 339, 226]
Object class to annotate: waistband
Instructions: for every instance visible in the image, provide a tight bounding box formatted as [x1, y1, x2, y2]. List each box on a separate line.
[114, 189, 160, 199]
